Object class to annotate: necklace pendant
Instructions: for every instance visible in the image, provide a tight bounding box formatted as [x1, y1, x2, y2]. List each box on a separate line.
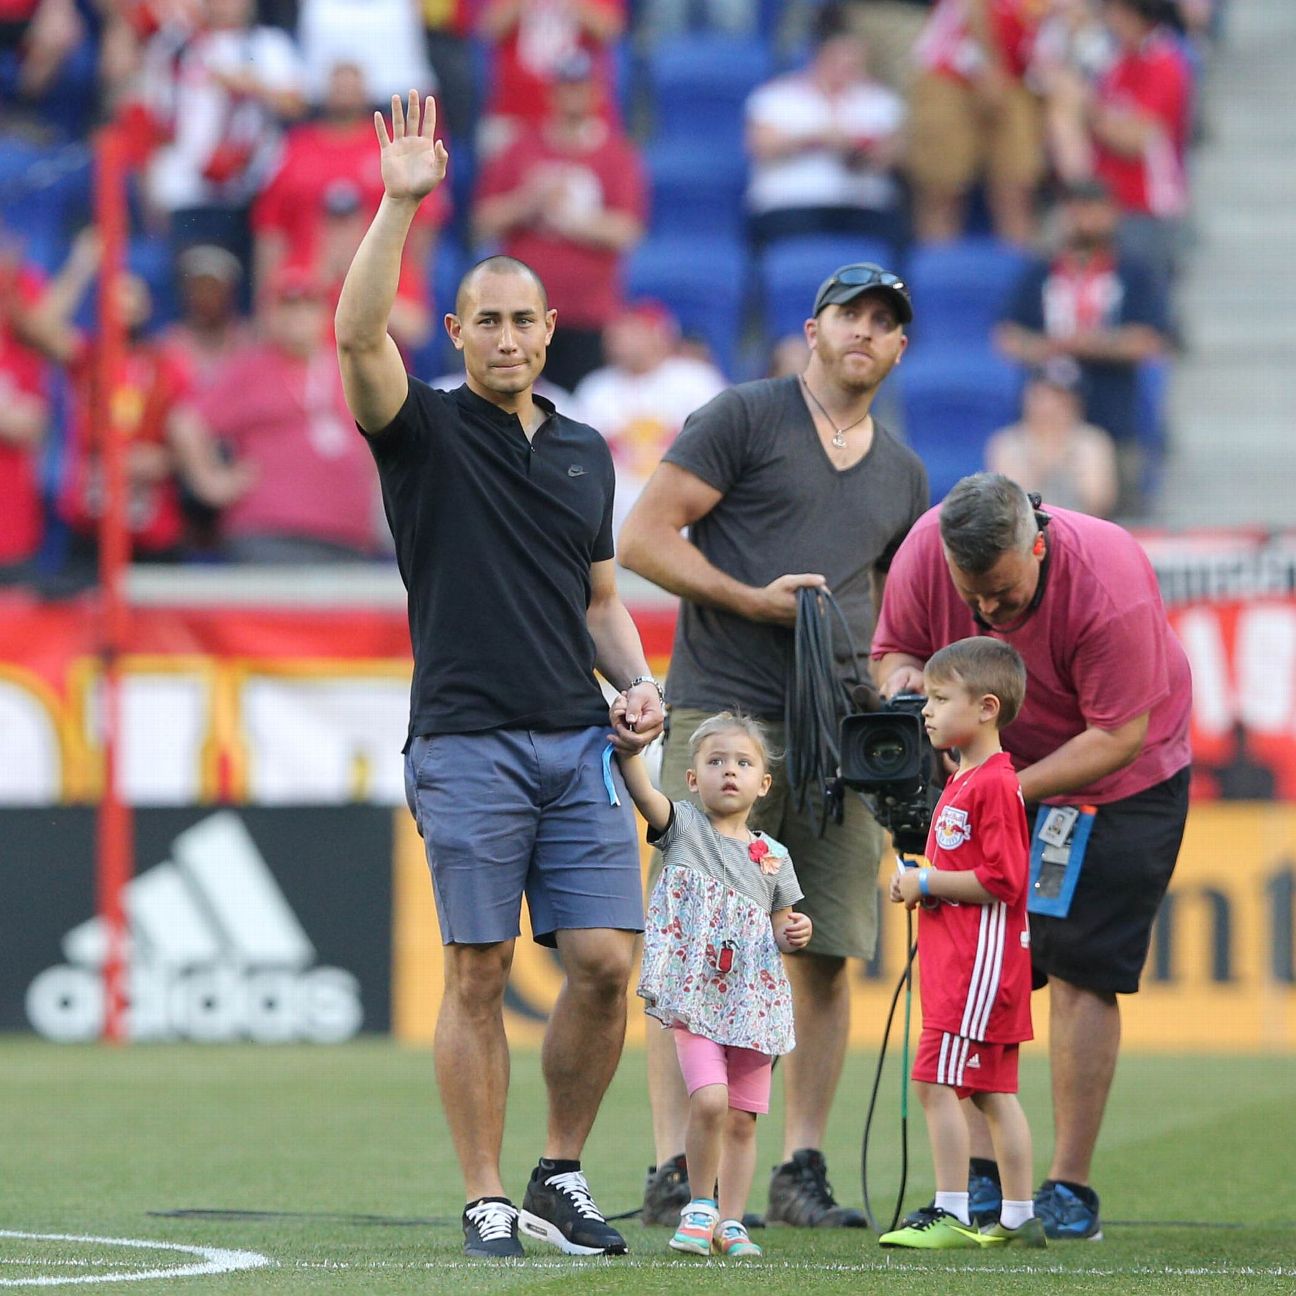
[832, 430, 847, 449]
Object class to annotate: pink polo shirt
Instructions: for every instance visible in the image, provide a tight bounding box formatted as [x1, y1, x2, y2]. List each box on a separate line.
[872, 504, 1192, 805]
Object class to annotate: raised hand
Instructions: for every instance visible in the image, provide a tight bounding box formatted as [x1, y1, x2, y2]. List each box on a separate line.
[374, 91, 449, 203]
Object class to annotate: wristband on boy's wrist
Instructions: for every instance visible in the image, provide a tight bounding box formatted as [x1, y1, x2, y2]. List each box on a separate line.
[917, 868, 931, 898]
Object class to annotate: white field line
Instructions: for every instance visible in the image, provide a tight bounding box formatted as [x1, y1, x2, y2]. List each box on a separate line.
[291, 1257, 1295, 1277]
[0, 1232, 271, 1288]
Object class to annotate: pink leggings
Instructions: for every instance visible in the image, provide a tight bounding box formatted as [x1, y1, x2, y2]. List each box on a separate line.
[671, 1025, 774, 1114]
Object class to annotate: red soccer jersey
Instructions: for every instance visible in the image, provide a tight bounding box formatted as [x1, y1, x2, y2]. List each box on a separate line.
[0, 337, 46, 564]
[917, 751, 1032, 1044]
[916, 0, 1045, 83]
[1093, 32, 1191, 218]
[475, 124, 645, 330]
[57, 338, 191, 554]
[484, 0, 625, 127]
[251, 119, 447, 294]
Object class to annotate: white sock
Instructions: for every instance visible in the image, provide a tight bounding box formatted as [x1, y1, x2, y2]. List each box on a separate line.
[1000, 1200, 1034, 1229]
[934, 1191, 970, 1225]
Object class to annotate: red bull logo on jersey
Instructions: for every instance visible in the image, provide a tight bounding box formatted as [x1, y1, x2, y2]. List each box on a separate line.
[934, 805, 973, 851]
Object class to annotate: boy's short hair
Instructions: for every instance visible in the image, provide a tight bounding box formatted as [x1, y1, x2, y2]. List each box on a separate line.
[687, 711, 780, 768]
[924, 638, 1028, 728]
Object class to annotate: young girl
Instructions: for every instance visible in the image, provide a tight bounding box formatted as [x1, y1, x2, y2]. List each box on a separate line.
[616, 710, 812, 1259]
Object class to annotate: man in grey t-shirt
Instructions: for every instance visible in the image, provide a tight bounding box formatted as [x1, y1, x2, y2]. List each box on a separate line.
[620, 263, 928, 1228]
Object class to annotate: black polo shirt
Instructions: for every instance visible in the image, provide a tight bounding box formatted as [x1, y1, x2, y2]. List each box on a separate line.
[365, 380, 617, 741]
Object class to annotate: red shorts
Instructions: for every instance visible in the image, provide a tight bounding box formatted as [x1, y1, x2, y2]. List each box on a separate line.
[913, 1028, 1019, 1099]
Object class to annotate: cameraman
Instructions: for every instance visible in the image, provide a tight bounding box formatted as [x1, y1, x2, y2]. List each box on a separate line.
[620, 263, 928, 1228]
[871, 472, 1191, 1241]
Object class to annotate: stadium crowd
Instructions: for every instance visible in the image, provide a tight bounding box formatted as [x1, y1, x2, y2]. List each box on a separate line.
[0, 0, 1221, 590]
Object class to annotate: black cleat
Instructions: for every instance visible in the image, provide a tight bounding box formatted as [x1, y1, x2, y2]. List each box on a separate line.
[766, 1148, 867, 1228]
[641, 1154, 691, 1226]
[519, 1166, 628, 1256]
[462, 1197, 523, 1258]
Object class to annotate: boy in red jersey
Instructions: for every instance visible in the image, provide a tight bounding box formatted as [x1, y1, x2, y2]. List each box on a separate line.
[881, 636, 1043, 1250]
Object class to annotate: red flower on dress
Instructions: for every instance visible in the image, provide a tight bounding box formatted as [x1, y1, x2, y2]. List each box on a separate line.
[749, 837, 781, 874]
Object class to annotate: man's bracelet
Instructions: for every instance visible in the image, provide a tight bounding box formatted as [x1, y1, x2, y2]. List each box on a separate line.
[917, 868, 931, 898]
[628, 676, 664, 703]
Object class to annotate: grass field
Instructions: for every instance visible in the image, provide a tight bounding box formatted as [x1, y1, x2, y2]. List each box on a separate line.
[1, 1039, 1292, 1293]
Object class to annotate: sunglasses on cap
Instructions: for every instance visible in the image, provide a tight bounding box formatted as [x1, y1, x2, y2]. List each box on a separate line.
[813, 263, 913, 323]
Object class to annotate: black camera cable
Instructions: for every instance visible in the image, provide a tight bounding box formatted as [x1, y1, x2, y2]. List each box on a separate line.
[786, 585, 865, 836]
[860, 876, 920, 1236]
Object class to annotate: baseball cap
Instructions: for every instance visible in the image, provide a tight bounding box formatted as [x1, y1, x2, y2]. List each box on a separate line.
[813, 263, 912, 324]
[322, 178, 363, 218]
[1059, 176, 1113, 203]
[177, 244, 243, 285]
[617, 299, 678, 334]
[553, 48, 595, 82]
[268, 265, 324, 303]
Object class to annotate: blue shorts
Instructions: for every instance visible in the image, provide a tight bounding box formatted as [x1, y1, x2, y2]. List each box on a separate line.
[404, 726, 643, 947]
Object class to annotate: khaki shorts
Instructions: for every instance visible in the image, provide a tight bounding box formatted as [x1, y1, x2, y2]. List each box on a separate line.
[653, 706, 884, 960]
[907, 71, 1045, 193]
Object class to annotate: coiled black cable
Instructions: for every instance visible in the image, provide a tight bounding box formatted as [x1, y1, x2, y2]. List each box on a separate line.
[785, 585, 865, 836]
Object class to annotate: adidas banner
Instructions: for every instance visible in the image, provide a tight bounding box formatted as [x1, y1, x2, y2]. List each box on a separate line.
[0, 807, 393, 1042]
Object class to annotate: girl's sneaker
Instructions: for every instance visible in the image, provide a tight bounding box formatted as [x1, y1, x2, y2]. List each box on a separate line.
[714, 1219, 763, 1258]
[669, 1202, 719, 1255]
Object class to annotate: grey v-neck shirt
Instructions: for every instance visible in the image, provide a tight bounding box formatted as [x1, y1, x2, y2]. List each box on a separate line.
[660, 376, 928, 718]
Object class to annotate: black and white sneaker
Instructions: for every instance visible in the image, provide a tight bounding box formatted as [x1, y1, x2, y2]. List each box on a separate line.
[462, 1197, 523, 1258]
[519, 1166, 628, 1256]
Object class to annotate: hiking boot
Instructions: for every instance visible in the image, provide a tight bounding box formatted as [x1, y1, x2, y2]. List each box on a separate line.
[878, 1206, 985, 1249]
[1033, 1180, 1103, 1241]
[518, 1166, 628, 1256]
[980, 1216, 1048, 1248]
[766, 1148, 866, 1227]
[669, 1201, 718, 1255]
[713, 1218, 762, 1257]
[462, 1197, 523, 1258]
[641, 1154, 690, 1226]
[968, 1167, 1003, 1226]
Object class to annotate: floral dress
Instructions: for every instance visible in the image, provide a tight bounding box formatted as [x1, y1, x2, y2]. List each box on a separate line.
[637, 801, 802, 1055]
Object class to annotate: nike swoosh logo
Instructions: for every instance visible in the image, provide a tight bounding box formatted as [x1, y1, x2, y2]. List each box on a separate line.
[567, 465, 586, 477]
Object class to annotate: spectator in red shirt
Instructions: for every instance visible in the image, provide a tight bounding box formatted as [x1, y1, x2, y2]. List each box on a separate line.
[475, 0, 625, 156]
[472, 47, 646, 390]
[907, 0, 1047, 244]
[0, 236, 49, 583]
[160, 242, 253, 394]
[1046, 0, 1191, 288]
[136, 0, 307, 270]
[253, 58, 445, 355]
[23, 230, 252, 585]
[197, 266, 383, 563]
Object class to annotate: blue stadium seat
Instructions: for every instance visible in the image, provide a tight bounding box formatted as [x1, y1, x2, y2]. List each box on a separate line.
[906, 239, 1031, 348]
[625, 235, 748, 377]
[0, 138, 92, 273]
[647, 35, 773, 152]
[405, 238, 469, 378]
[895, 349, 1025, 503]
[643, 139, 747, 240]
[128, 236, 179, 330]
[759, 234, 895, 340]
